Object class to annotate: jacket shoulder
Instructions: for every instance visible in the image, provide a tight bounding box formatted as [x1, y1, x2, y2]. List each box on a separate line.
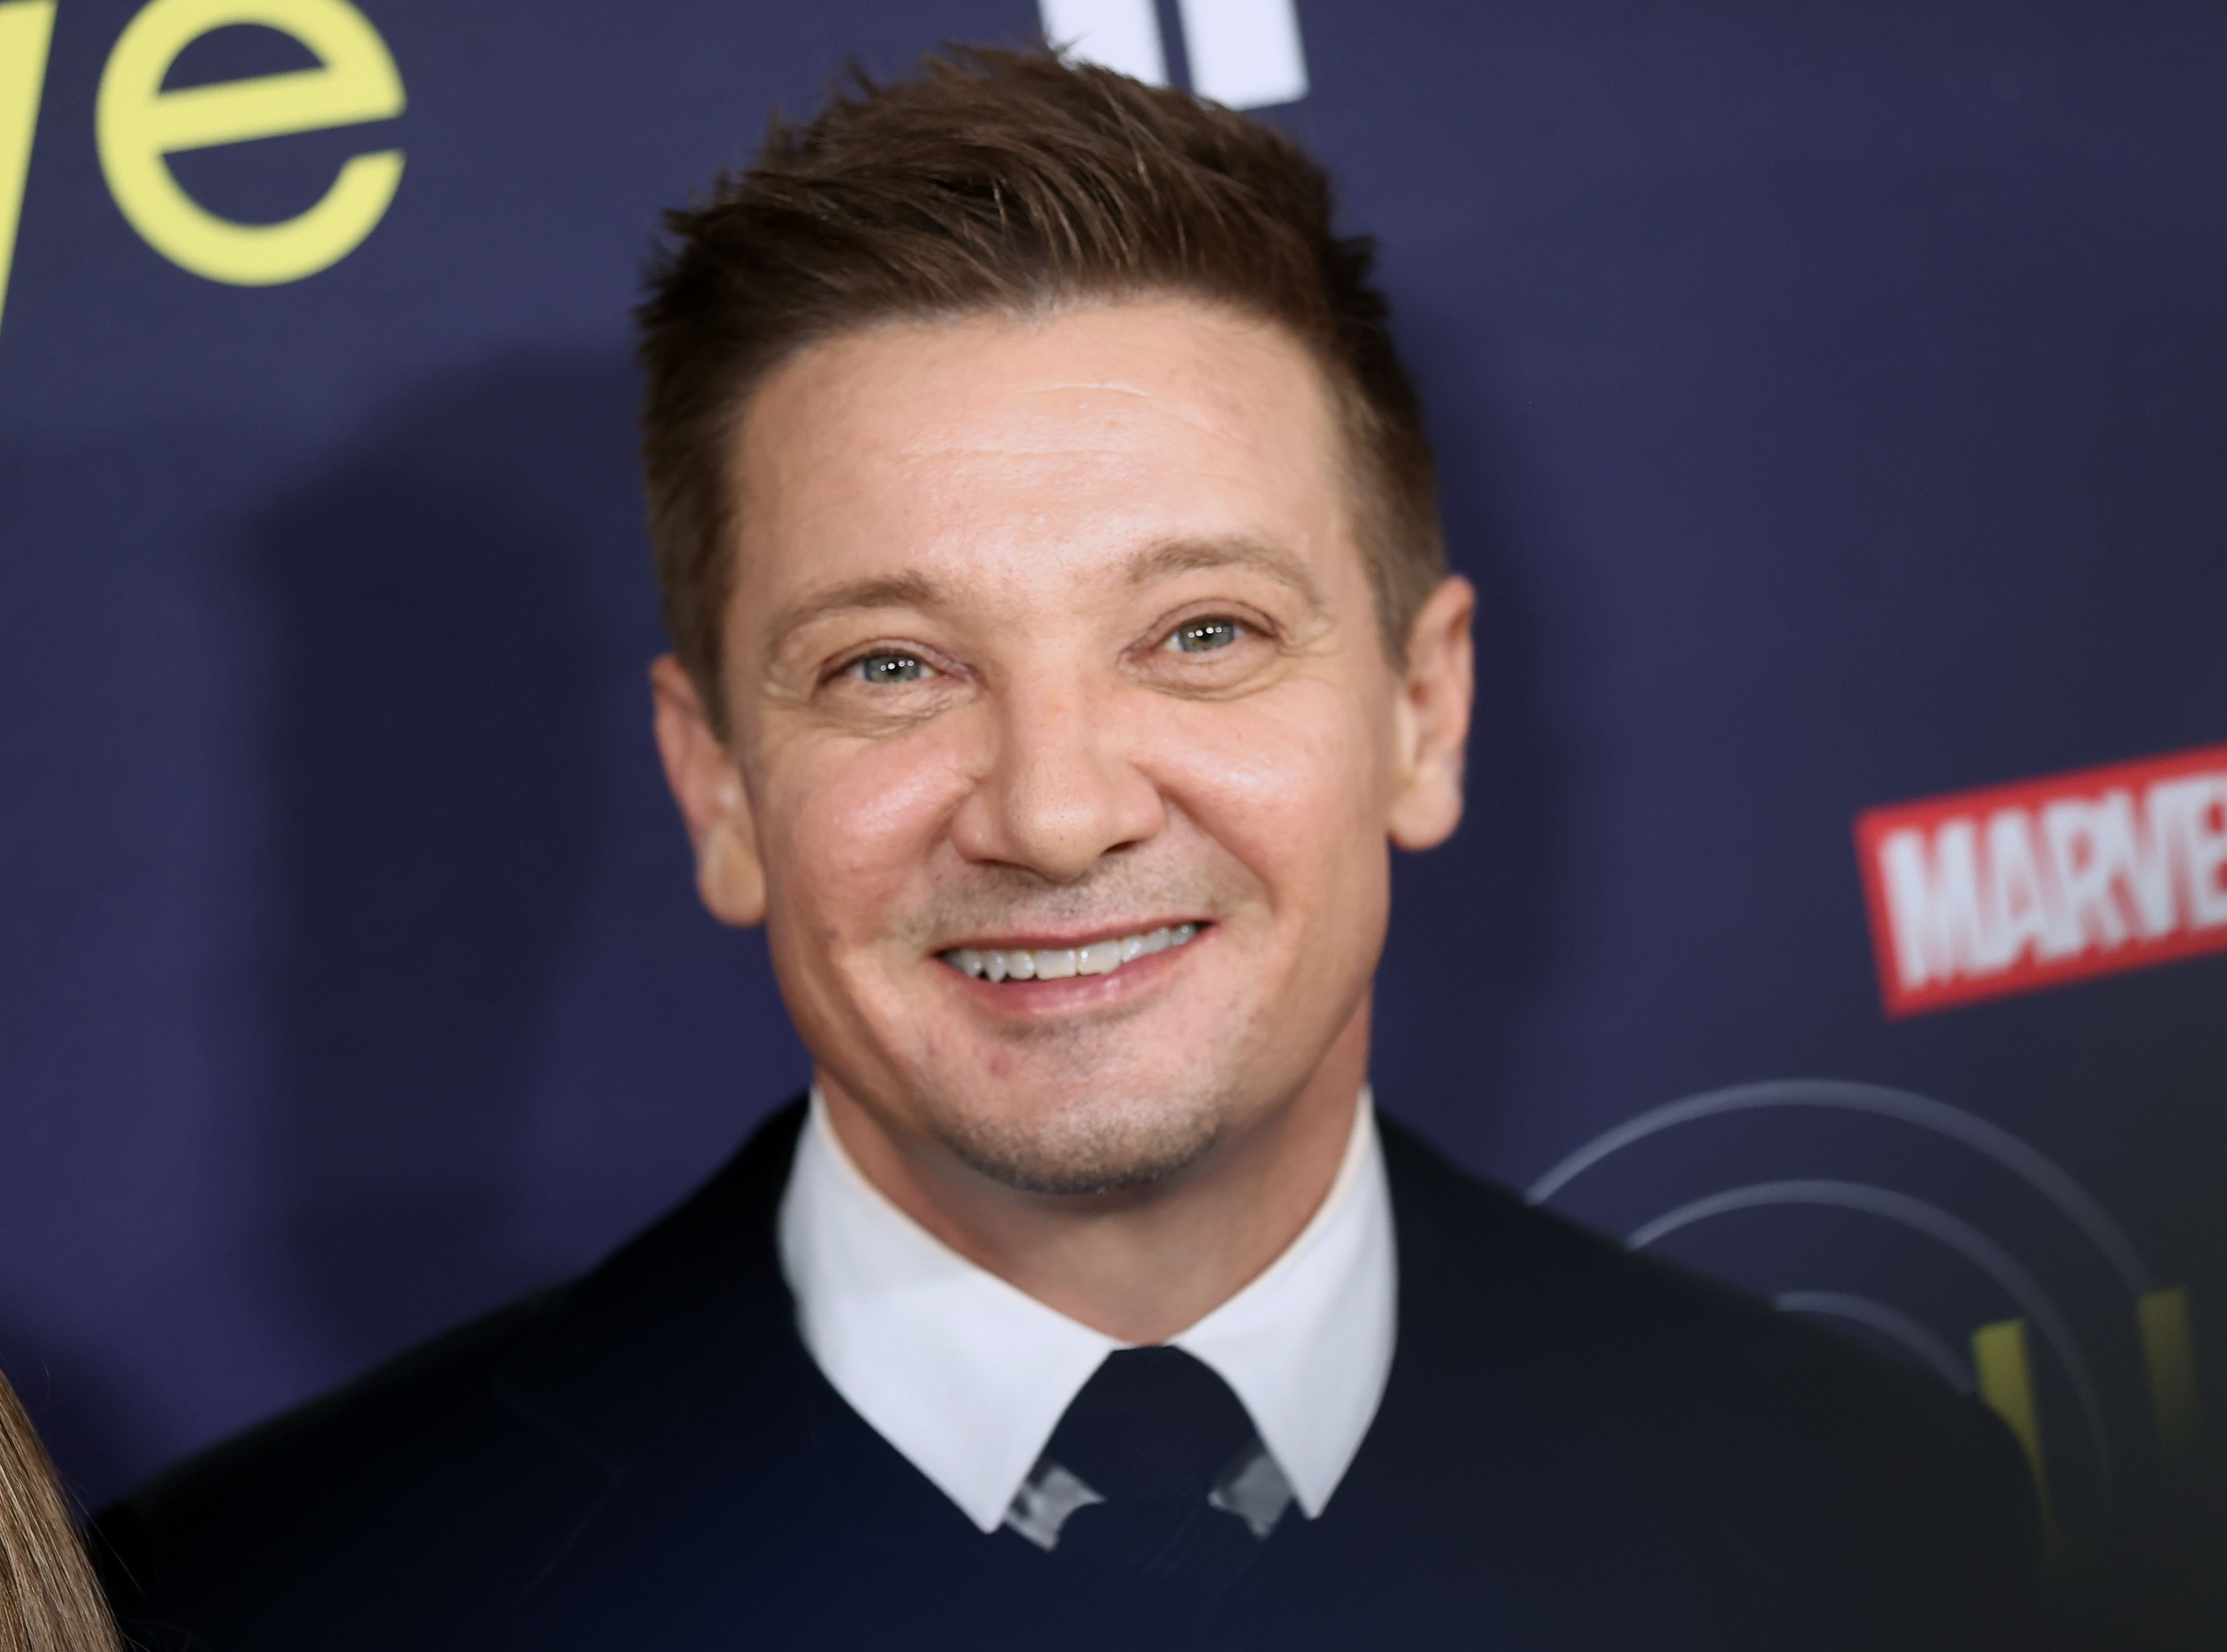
[94, 1101, 810, 1651]
[1376, 1112, 2041, 1637]
[93, 1287, 607, 1651]
[1380, 1108, 1991, 1419]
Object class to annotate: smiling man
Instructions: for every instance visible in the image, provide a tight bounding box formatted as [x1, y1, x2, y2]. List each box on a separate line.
[95, 48, 2038, 1652]
[658, 295, 1453, 1357]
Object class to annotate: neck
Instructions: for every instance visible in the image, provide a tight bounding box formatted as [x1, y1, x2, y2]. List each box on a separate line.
[816, 1008, 1370, 1345]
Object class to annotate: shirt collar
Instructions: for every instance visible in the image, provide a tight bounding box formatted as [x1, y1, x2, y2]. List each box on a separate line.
[777, 1085, 1396, 1533]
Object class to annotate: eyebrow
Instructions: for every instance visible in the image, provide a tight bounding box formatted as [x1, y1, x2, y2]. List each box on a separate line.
[762, 571, 946, 661]
[1126, 535, 1328, 614]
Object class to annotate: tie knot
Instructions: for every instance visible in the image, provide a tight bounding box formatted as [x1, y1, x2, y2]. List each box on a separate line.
[1045, 1346, 1258, 1503]
[1002, 1343, 1297, 1593]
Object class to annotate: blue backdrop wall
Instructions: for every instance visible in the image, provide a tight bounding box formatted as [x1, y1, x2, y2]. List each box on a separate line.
[1, 0, 2221, 1630]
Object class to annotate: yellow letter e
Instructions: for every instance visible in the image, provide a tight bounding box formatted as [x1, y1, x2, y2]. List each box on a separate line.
[98, 0, 405, 286]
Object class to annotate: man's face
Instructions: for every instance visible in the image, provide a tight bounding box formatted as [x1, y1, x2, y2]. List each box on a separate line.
[659, 299, 1470, 1195]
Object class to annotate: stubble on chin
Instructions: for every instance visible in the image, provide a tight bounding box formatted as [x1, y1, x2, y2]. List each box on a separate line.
[925, 1078, 1233, 1196]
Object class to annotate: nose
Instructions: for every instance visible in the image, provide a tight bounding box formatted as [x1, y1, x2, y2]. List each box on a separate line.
[949, 676, 1165, 883]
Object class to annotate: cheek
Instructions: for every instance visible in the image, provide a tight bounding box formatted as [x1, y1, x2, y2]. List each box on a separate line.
[1152, 682, 1392, 906]
[757, 734, 969, 942]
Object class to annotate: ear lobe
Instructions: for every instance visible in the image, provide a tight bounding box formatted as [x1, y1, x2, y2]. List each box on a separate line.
[649, 653, 769, 930]
[696, 812, 768, 928]
[1386, 575, 1476, 853]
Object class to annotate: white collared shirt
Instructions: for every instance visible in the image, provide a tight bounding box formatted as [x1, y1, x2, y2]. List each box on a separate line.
[777, 1086, 1397, 1534]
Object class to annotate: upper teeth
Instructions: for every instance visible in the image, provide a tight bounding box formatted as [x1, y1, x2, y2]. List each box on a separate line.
[944, 923, 1199, 983]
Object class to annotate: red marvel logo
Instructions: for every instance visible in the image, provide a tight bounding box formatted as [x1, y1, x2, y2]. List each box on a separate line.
[1854, 742, 2227, 1016]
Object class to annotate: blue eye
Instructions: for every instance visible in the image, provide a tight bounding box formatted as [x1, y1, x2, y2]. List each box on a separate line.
[1172, 619, 1241, 653]
[852, 652, 929, 684]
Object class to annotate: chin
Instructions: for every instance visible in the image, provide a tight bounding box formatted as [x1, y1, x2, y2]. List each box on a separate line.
[925, 1082, 1233, 1197]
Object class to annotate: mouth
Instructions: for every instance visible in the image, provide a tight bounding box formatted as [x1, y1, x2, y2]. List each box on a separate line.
[938, 922, 1205, 984]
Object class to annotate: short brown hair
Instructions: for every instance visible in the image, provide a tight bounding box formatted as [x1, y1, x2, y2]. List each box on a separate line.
[637, 46, 1443, 730]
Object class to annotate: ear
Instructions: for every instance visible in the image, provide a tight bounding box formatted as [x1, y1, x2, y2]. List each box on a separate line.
[1385, 575, 1476, 852]
[650, 654, 767, 928]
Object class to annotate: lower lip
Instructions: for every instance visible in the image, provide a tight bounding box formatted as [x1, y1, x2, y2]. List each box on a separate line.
[937, 929, 1210, 1015]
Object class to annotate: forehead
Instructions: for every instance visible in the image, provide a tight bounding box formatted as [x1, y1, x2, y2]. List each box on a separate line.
[726, 299, 1358, 621]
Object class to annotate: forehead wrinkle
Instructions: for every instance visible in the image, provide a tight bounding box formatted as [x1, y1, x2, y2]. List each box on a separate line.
[896, 435, 1165, 464]
[891, 381, 1246, 461]
[1019, 379, 1155, 399]
[1029, 379, 1253, 444]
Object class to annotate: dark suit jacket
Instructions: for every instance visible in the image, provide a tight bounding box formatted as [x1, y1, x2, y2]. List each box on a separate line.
[94, 1099, 2040, 1650]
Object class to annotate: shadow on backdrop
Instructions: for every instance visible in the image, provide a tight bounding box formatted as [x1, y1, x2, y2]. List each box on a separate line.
[253, 353, 639, 1374]
[1371, 297, 1566, 1163]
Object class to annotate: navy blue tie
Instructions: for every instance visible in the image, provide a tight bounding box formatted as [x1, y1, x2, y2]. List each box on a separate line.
[1006, 1346, 1293, 1617]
